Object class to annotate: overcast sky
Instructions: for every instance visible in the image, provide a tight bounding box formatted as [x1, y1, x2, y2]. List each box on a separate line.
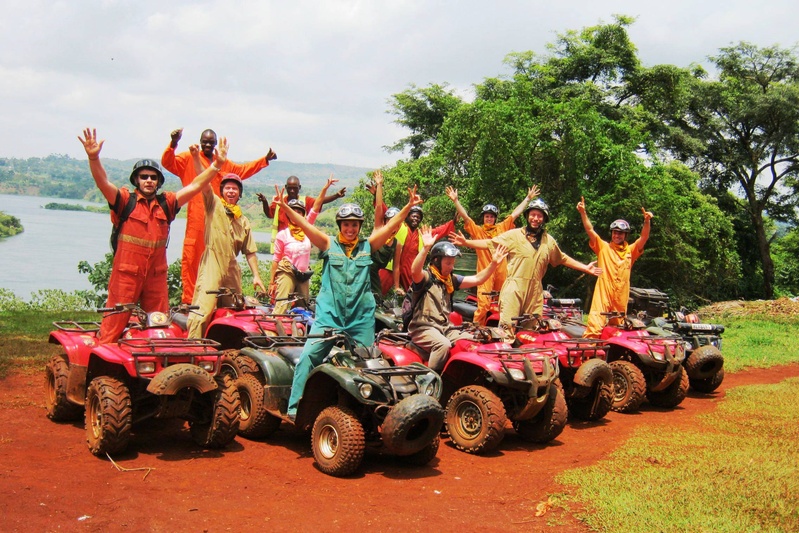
[2, 0, 797, 170]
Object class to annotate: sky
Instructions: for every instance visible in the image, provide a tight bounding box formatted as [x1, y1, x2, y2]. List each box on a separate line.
[1, 0, 797, 170]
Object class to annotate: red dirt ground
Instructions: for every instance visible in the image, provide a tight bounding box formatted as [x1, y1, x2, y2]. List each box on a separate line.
[1, 363, 797, 533]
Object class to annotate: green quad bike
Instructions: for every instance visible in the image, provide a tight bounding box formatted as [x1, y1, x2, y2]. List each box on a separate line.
[226, 329, 445, 477]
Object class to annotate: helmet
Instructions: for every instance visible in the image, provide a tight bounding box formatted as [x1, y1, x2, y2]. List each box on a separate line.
[287, 198, 306, 215]
[219, 173, 243, 195]
[335, 203, 365, 223]
[480, 204, 499, 220]
[523, 198, 549, 222]
[384, 206, 400, 222]
[129, 159, 165, 188]
[609, 219, 631, 233]
[429, 241, 462, 262]
[408, 205, 424, 220]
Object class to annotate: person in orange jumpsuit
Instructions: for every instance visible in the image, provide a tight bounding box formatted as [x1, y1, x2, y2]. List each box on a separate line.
[161, 128, 276, 303]
[577, 196, 653, 337]
[78, 128, 230, 344]
[395, 205, 458, 292]
[445, 185, 539, 325]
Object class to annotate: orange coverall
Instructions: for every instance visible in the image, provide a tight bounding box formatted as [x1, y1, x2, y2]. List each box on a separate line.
[161, 147, 269, 303]
[99, 189, 179, 344]
[463, 216, 515, 324]
[584, 238, 643, 337]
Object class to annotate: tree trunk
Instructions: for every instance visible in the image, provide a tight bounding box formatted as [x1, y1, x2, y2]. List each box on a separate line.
[751, 209, 775, 299]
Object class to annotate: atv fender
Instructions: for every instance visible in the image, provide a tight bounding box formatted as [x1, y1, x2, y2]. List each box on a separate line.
[49, 330, 96, 367]
[572, 358, 613, 398]
[514, 356, 558, 421]
[239, 347, 295, 411]
[379, 343, 426, 367]
[146, 363, 217, 395]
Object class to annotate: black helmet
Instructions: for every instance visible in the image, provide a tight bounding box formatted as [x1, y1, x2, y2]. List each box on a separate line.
[430, 241, 462, 262]
[480, 204, 499, 220]
[610, 219, 631, 232]
[129, 159, 165, 188]
[408, 205, 424, 220]
[219, 173, 243, 195]
[523, 198, 550, 222]
[384, 206, 400, 222]
[335, 203, 365, 223]
[287, 198, 306, 215]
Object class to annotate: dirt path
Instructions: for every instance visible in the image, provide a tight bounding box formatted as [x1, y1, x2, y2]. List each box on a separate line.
[1, 363, 797, 533]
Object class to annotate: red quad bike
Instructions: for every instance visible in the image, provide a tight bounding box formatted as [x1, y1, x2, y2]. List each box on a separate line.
[45, 303, 240, 456]
[542, 287, 584, 323]
[560, 311, 687, 413]
[512, 314, 614, 421]
[627, 287, 725, 393]
[376, 325, 565, 454]
[450, 290, 500, 326]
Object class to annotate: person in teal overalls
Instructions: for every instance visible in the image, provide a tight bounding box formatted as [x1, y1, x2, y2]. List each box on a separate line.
[274, 184, 423, 419]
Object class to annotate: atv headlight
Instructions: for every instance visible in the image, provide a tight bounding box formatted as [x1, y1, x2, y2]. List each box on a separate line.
[359, 382, 373, 399]
[199, 361, 214, 372]
[652, 351, 665, 362]
[137, 362, 156, 374]
[508, 368, 525, 381]
[423, 381, 437, 396]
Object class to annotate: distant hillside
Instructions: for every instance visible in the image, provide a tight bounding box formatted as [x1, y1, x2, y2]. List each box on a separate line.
[0, 154, 371, 202]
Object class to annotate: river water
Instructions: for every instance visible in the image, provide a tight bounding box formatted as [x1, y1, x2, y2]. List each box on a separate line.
[0, 194, 273, 299]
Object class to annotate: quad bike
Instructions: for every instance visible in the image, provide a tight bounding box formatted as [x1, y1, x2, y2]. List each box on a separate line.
[627, 287, 725, 394]
[231, 329, 445, 477]
[449, 290, 500, 326]
[374, 295, 404, 333]
[45, 303, 240, 456]
[376, 324, 565, 455]
[513, 314, 613, 421]
[542, 286, 584, 322]
[560, 311, 687, 413]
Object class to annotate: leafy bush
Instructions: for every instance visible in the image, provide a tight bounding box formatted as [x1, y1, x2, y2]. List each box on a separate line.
[0, 211, 23, 238]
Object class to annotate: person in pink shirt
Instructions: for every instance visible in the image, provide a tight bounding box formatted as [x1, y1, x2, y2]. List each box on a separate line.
[270, 177, 338, 313]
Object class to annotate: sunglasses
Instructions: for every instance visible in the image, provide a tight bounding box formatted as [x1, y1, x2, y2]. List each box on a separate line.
[138, 174, 160, 182]
[338, 204, 364, 218]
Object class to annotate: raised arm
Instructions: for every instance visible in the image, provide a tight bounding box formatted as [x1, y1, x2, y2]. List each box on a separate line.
[561, 255, 603, 277]
[576, 196, 600, 248]
[510, 185, 540, 221]
[77, 128, 117, 205]
[373, 170, 385, 229]
[445, 186, 472, 226]
[175, 137, 228, 207]
[313, 175, 338, 215]
[635, 207, 653, 253]
[368, 185, 422, 250]
[448, 230, 491, 250]
[461, 244, 509, 289]
[275, 185, 331, 251]
[411, 225, 435, 285]
[188, 144, 214, 201]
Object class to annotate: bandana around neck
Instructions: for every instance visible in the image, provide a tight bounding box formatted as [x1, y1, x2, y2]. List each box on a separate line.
[222, 199, 242, 219]
[337, 233, 359, 258]
[289, 221, 305, 242]
[525, 225, 544, 250]
[610, 240, 630, 259]
[429, 265, 454, 294]
[481, 223, 498, 237]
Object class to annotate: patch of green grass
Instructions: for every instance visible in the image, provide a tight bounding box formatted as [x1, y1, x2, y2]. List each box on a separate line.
[0, 310, 97, 378]
[557, 377, 799, 532]
[717, 318, 799, 372]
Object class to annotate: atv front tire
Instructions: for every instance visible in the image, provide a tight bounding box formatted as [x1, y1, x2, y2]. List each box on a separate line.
[400, 435, 440, 467]
[381, 394, 444, 456]
[445, 386, 507, 454]
[647, 366, 689, 408]
[45, 355, 82, 421]
[684, 345, 724, 380]
[85, 376, 132, 456]
[236, 373, 280, 439]
[190, 375, 241, 448]
[690, 368, 724, 393]
[609, 360, 647, 413]
[311, 406, 365, 477]
[513, 381, 568, 443]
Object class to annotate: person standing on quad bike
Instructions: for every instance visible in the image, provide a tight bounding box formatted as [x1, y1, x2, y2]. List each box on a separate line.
[161, 128, 277, 304]
[276, 184, 423, 420]
[77, 128, 230, 344]
[445, 185, 539, 325]
[450, 198, 602, 336]
[576, 197, 652, 338]
[186, 151, 268, 338]
[269, 176, 338, 314]
[407, 227, 509, 371]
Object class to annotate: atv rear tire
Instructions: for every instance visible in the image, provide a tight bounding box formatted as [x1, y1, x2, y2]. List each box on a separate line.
[381, 394, 444, 456]
[513, 381, 568, 443]
[647, 366, 689, 408]
[236, 373, 280, 439]
[684, 345, 724, 380]
[400, 435, 440, 467]
[445, 386, 507, 454]
[45, 355, 82, 421]
[568, 378, 613, 421]
[190, 375, 241, 448]
[219, 350, 260, 379]
[85, 376, 132, 456]
[312, 405, 365, 477]
[689, 368, 724, 393]
[609, 360, 646, 413]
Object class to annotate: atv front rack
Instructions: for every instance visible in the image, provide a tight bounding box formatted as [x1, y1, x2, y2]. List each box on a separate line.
[53, 320, 100, 333]
[637, 335, 685, 362]
[118, 338, 224, 377]
[540, 338, 608, 366]
[243, 334, 309, 349]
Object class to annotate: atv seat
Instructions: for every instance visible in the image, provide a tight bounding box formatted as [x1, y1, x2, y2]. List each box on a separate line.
[276, 346, 304, 366]
[561, 322, 587, 339]
[452, 300, 476, 323]
[171, 312, 188, 331]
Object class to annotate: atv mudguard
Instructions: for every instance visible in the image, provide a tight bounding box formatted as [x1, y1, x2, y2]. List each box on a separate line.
[49, 330, 97, 367]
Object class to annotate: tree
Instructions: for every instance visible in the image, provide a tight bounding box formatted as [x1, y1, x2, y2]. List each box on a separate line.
[386, 84, 463, 159]
[647, 43, 799, 298]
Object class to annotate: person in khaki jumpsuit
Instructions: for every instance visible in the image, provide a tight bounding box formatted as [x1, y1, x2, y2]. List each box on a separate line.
[186, 164, 266, 338]
[577, 197, 652, 337]
[451, 198, 602, 334]
[408, 227, 508, 371]
[445, 185, 539, 325]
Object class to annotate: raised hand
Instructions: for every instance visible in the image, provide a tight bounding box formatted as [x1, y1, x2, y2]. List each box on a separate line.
[420, 224, 436, 248]
[407, 185, 422, 207]
[445, 186, 458, 202]
[266, 148, 277, 162]
[576, 196, 586, 214]
[256, 192, 269, 205]
[448, 230, 467, 247]
[274, 185, 287, 207]
[324, 175, 339, 191]
[373, 169, 384, 186]
[492, 243, 509, 263]
[170, 128, 183, 143]
[77, 128, 104, 160]
[641, 207, 654, 220]
[586, 261, 603, 277]
[527, 184, 540, 200]
[213, 137, 229, 167]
